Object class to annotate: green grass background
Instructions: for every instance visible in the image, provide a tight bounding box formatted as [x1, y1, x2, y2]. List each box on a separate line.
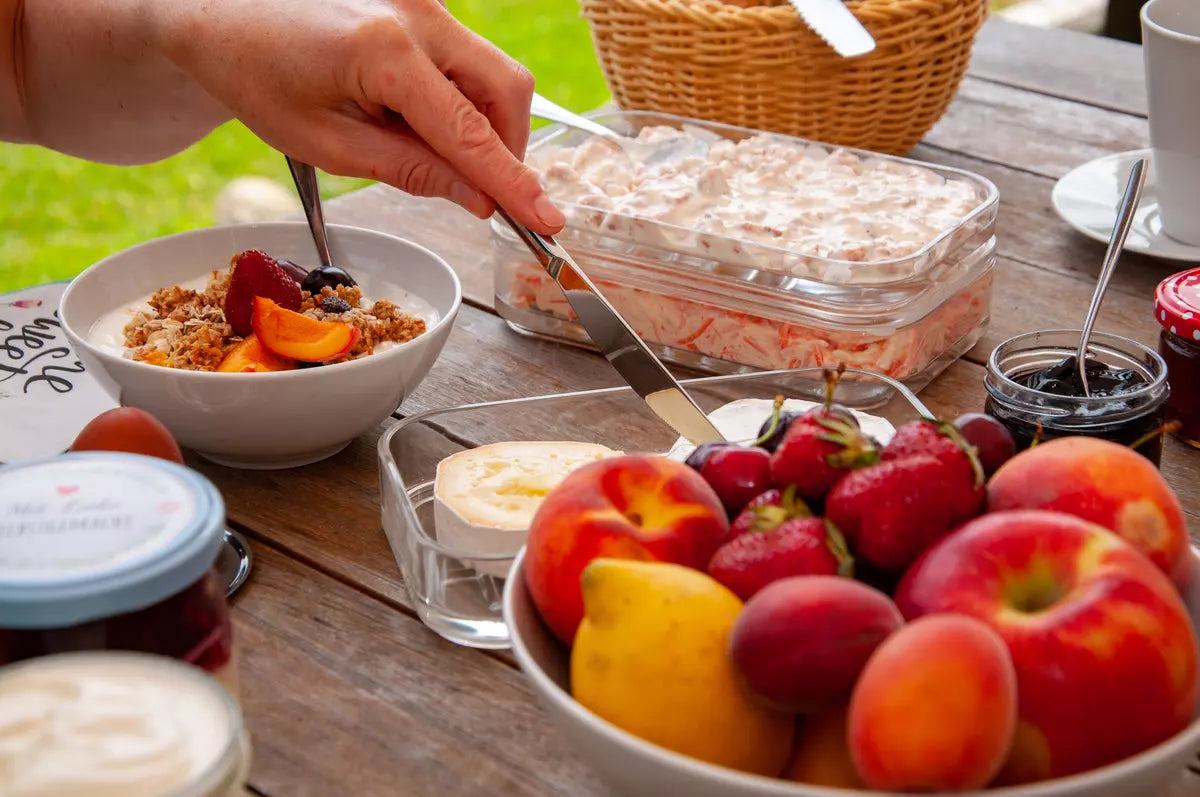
[0, 0, 610, 293]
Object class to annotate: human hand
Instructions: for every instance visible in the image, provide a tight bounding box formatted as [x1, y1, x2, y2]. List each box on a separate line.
[150, 0, 564, 233]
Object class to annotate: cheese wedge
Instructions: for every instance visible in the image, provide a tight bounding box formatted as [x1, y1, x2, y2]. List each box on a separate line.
[434, 441, 621, 577]
[665, 398, 896, 461]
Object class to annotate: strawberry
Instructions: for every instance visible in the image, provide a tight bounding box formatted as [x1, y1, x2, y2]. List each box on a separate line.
[825, 454, 980, 572]
[708, 516, 853, 601]
[769, 410, 878, 501]
[728, 486, 812, 540]
[883, 418, 986, 519]
[223, 249, 303, 337]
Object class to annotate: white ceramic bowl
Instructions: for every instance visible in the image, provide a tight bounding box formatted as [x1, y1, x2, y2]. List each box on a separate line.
[60, 222, 460, 469]
[503, 549, 1200, 797]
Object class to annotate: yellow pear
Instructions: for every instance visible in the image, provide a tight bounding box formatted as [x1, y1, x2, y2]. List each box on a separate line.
[570, 558, 795, 776]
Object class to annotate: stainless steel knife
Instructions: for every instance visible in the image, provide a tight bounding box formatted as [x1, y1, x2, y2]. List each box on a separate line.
[788, 0, 876, 58]
[496, 209, 726, 447]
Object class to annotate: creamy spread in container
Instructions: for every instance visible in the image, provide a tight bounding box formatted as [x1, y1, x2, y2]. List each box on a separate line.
[0, 652, 249, 797]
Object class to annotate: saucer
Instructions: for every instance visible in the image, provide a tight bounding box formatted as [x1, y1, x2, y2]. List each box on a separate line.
[1052, 149, 1200, 262]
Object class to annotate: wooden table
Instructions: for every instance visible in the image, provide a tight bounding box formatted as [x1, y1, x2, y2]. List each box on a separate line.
[192, 19, 1200, 796]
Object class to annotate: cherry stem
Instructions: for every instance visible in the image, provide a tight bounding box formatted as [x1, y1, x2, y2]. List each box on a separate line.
[1030, 420, 1044, 448]
[751, 394, 787, 448]
[1129, 420, 1182, 452]
[822, 364, 846, 409]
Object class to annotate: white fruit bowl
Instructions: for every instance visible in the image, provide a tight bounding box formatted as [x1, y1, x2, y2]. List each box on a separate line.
[60, 222, 460, 469]
[503, 548, 1200, 797]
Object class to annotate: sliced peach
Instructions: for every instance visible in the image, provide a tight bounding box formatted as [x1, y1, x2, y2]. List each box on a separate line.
[217, 334, 298, 373]
[251, 296, 360, 362]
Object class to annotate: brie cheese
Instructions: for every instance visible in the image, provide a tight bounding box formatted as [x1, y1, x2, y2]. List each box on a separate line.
[666, 398, 896, 461]
[433, 441, 621, 577]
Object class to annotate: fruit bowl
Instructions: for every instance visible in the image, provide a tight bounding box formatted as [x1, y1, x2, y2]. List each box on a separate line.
[60, 222, 460, 469]
[504, 548, 1200, 797]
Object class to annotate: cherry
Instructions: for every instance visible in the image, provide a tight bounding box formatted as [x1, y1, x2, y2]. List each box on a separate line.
[953, 413, 1016, 477]
[301, 265, 358, 296]
[686, 442, 773, 517]
[755, 411, 802, 453]
[276, 258, 309, 284]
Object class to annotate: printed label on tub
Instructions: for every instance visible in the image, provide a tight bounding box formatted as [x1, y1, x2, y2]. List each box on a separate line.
[0, 458, 198, 579]
[0, 283, 119, 464]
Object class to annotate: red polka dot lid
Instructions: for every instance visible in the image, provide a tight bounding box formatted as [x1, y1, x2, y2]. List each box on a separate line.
[1156, 268, 1200, 344]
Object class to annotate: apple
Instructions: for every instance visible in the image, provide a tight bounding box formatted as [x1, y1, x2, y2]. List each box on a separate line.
[524, 454, 729, 645]
[987, 436, 1190, 591]
[729, 576, 902, 713]
[896, 509, 1199, 784]
[848, 614, 1017, 791]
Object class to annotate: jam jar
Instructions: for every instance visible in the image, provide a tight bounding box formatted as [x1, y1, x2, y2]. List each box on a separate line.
[984, 330, 1170, 465]
[0, 452, 238, 695]
[1155, 267, 1200, 448]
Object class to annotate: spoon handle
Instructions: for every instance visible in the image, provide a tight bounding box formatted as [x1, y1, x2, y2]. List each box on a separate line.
[1076, 158, 1147, 394]
[285, 156, 334, 269]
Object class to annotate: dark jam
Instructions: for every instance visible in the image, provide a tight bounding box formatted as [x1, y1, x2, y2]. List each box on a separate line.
[0, 571, 234, 681]
[986, 355, 1164, 464]
[1159, 330, 1200, 448]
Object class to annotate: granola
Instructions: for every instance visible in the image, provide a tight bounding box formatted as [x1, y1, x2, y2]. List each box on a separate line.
[121, 266, 427, 371]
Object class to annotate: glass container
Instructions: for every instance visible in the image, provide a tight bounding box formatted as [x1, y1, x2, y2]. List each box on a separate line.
[378, 367, 934, 649]
[0, 452, 237, 694]
[985, 330, 1170, 465]
[1156, 267, 1200, 448]
[493, 111, 999, 392]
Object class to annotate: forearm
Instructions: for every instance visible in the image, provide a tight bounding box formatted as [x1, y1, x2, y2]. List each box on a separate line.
[1, 0, 230, 163]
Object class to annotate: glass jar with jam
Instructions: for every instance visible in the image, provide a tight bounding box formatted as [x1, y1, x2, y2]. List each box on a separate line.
[984, 330, 1170, 465]
[0, 452, 238, 695]
[1155, 267, 1200, 448]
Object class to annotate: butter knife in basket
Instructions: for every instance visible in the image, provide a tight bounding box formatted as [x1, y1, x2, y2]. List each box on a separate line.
[495, 209, 725, 447]
[789, 0, 876, 57]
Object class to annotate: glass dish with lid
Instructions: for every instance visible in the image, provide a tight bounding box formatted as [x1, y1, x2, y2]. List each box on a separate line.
[378, 366, 933, 650]
[492, 111, 999, 391]
[0, 452, 238, 695]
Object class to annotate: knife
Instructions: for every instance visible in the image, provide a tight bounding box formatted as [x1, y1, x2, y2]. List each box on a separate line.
[788, 0, 876, 58]
[496, 209, 726, 447]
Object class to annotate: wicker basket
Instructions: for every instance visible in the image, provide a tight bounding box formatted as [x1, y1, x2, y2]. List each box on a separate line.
[578, 0, 988, 154]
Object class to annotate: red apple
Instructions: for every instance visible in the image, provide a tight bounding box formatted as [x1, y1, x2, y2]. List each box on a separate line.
[524, 454, 729, 645]
[729, 576, 902, 713]
[896, 509, 1199, 784]
[987, 436, 1190, 592]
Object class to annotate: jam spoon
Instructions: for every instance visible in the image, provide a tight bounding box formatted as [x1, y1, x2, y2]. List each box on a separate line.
[1076, 158, 1147, 396]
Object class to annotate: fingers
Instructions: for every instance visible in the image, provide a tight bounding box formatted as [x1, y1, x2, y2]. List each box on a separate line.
[366, 46, 563, 234]
[313, 113, 497, 220]
[426, 29, 535, 160]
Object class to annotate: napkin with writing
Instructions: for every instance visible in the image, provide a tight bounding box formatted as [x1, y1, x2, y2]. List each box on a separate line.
[0, 282, 119, 463]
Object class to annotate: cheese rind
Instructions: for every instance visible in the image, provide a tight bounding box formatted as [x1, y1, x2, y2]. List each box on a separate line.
[433, 441, 620, 577]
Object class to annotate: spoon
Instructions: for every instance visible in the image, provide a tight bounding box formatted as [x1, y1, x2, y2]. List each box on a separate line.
[1075, 157, 1147, 396]
[529, 93, 708, 167]
[284, 156, 357, 290]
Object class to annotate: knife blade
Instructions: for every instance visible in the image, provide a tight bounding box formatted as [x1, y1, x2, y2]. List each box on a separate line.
[788, 0, 875, 58]
[496, 209, 726, 447]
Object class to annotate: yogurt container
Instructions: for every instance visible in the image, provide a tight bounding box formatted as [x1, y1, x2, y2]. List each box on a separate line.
[0, 452, 237, 694]
[0, 651, 250, 796]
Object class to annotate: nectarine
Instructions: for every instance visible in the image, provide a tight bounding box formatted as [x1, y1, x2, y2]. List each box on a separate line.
[785, 708, 863, 788]
[524, 454, 729, 645]
[848, 614, 1017, 791]
[729, 576, 902, 713]
[70, 407, 183, 463]
[987, 436, 1190, 591]
[896, 509, 1199, 784]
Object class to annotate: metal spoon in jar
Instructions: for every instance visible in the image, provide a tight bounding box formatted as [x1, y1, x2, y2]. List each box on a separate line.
[1075, 157, 1147, 397]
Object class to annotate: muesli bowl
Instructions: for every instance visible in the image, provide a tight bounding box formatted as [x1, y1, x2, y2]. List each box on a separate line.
[60, 221, 460, 469]
[503, 548, 1200, 797]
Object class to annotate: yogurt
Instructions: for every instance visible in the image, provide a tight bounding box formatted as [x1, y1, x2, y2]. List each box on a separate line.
[0, 652, 249, 797]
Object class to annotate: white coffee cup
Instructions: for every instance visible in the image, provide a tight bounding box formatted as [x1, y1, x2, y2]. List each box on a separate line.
[1142, 0, 1200, 245]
